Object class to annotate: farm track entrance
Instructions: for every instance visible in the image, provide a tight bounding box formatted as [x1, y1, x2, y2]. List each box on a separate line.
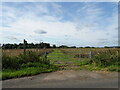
[47, 50, 83, 70]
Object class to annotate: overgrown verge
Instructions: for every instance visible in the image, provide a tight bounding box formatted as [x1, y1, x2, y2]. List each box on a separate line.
[2, 63, 58, 80]
[60, 49, 120, 72]
[1, 51, 59, 80]
[90, 52, 119, 71]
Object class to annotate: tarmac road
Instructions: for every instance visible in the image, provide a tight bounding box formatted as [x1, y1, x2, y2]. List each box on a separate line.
[2, 70, 119, 88]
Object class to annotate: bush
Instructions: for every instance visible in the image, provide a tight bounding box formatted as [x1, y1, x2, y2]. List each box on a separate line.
[2, 55, 21, 70]
[21, 62, 49, 68]
[74, 53, 89, 58]
[18, 51, 41, 63]
[92, 53, 119, 67]
[2, 51, 50, 70]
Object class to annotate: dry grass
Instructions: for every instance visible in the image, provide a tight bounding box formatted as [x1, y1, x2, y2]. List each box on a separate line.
[59, 48, 119, 57]
[2, 48, 119, 58]
[2, 48, 53, 56]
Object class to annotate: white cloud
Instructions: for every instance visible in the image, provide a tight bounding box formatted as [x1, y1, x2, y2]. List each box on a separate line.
[1, 0, 119, 2]
[1, 2, 118, 46]
[73, 3, 118, 46]
[51, 3, 63, 15]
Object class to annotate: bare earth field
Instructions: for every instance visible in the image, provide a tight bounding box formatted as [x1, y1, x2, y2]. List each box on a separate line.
[2, 70, 118, 88]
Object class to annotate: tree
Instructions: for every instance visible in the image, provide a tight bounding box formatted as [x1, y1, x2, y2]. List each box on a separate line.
[85, 46, 91, 48]
[104, 46, 109, 48]
[70, 46, 76, 48]
[59, 45, 68, 48]
[53, 45, 56, 48]
[2, 41, 52, 49]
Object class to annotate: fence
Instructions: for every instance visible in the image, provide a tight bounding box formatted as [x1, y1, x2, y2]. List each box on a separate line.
[60, 48, 119, 59]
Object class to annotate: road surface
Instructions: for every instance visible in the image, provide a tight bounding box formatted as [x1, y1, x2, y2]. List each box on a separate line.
[2, 70, 119, 88]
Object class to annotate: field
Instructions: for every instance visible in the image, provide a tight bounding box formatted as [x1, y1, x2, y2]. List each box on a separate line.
[1, 48, 120, 80]
[2, 48, 53, 56]
[48, 48, 119, 71]
[1, 48, 58, 80]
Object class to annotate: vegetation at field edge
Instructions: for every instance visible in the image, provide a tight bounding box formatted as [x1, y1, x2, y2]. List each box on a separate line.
[1, 48, 119, 80]
[1, 50, 59, 80]
[48, 49, 119, 72]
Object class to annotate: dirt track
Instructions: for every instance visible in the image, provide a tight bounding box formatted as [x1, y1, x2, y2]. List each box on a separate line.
[2, 70, 118, 88]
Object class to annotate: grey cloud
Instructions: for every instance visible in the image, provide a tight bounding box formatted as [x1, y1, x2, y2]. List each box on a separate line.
[97, 41, 109, 45]
[2, 24, 11, 27]
[96, 39, 109, 45]
[34, 29, 47, 34]
[97, 38, 108, 41]
[114, 27, 118, 30]
[5, 36, 20, 41]
[96, 38, 112, 45]
[106, 33, 110, 35]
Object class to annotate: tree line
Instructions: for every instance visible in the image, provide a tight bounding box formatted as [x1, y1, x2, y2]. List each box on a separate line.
[1, 43, 77, 49]
[0, 39, 119, 49]
[1, 42, 51, 49]
[1, 39, 76, 49]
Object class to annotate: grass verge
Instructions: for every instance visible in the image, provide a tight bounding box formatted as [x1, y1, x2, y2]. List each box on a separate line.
[48, 49, 119, 72]
[2, 62, 59, 80]
[47, 49, 83, 64]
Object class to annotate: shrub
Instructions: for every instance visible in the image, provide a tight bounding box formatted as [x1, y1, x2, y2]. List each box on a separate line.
[92, 53, 118, 67]
[21, 62, 48, 68]
[2, 51, 50, 70]
[74, 53, 89, 58]
[2, 55, 21, 70]
[18, 51, 41, 63]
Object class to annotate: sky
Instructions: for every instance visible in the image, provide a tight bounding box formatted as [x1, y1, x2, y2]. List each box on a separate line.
[0, 2, 118, 47]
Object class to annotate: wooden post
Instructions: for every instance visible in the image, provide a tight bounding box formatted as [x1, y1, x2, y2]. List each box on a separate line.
[116, 50, 119, 59]
[116, 50, 119, 55]
[0, 54, 1, 71]
[79, 53, 80, 59]
[23, 39, 26, 57]
[43, 43, 46, 63]
[89, 51, 92, 59]
[44, 50, 47, 64]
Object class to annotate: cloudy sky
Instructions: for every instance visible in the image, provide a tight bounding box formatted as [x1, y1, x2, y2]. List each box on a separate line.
[1, 2, 118, 47]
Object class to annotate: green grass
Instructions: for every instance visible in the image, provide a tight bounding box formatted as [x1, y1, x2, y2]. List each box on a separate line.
[48, 49, 84, 64]
[2, 50, 60, 80]
[48, 49, 119, 72]
[48, 50, 73, 62]
[2, 62, 59, 80]
[48, 49, 91, 67]
[0, 71, 2, 80]
[77, 64, 119, 72]
[107, 65, 119, 72]
[2, 49, 119, 80]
